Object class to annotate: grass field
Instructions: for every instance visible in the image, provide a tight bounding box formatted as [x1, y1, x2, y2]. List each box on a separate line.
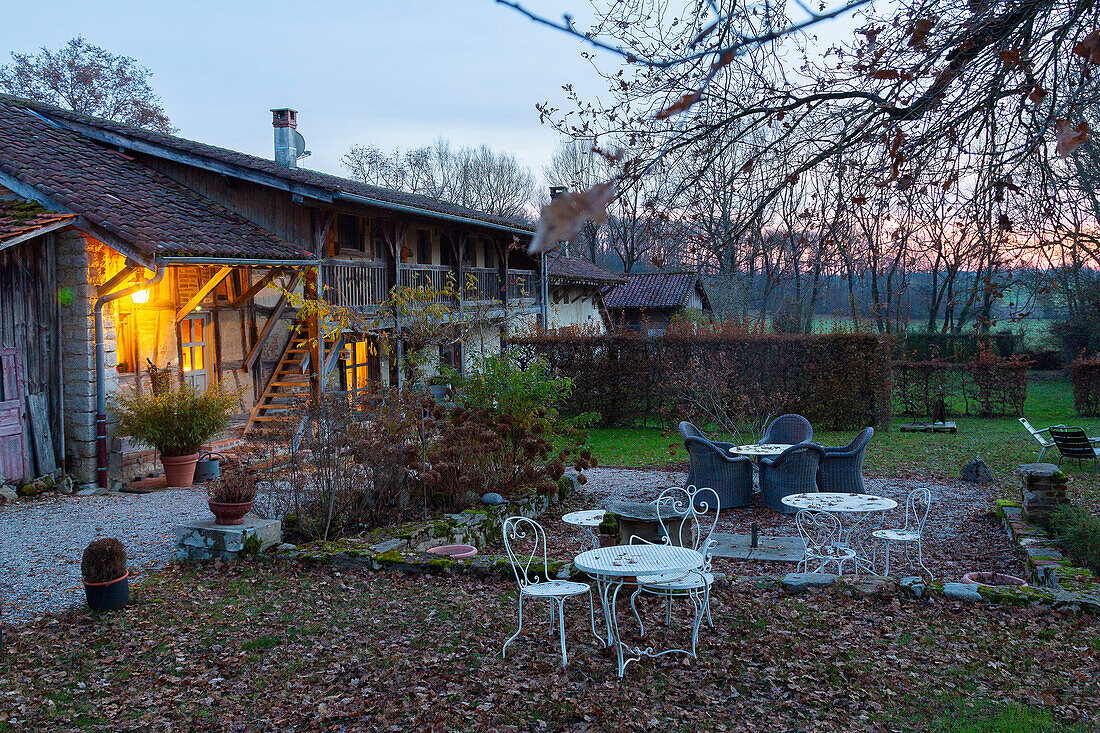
[585, 372, 1100, 507]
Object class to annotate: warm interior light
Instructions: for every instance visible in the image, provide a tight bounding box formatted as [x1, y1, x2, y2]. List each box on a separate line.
[131, 288, 150, 304]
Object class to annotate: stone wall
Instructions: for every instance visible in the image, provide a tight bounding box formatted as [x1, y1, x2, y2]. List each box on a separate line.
[55, 230, 123, 487]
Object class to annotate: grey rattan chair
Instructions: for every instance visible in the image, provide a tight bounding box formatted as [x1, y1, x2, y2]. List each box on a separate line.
[818, 427, 874, 493]
[683, 437, 754, 509]
[679, 421, 734, 451]
[760, 443, 825, 514]
[761, 414, 813, 446]
[1050, 427, 1100, 472]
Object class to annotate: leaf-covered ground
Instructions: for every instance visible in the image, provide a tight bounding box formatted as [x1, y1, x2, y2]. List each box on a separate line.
[3, 561, 1098, 732]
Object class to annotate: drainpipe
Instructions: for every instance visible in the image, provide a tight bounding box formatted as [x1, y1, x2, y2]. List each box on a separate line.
[94, 266, 164, 488]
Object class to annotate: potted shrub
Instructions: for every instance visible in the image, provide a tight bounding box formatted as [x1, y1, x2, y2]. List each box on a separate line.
[81, 538, 129, 611]
[207, 464, 258, 525]
[114, 386, 237, 487]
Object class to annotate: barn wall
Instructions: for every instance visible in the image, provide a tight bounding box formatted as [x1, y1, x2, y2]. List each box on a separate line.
[0, 231, 63, 480]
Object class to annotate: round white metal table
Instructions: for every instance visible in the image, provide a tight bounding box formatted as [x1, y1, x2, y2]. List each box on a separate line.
[781, 493, 898, 574]
[574, 544, 705, 677]
[562, 509, 606, 549]
[728, 443, 793, 458]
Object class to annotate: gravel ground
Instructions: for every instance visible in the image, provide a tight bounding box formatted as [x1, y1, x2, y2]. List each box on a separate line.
[1, 489, 207, 625]
[484, 466, 1026, 582]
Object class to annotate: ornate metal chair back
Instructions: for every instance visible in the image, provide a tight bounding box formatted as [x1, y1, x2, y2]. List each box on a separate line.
[794, 509, 842, 559]
[653, 486, 721, 568]
[502, 516, 549, 589]
[902, 487, 932, 536]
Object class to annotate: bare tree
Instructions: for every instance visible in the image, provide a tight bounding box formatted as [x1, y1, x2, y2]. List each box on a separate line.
[0, 36, 173, 133]
[341, 138, 537, 219]
[544, 139, 610, 261]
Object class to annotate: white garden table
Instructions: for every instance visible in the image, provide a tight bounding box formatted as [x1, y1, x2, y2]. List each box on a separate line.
[728, 443, 793, 459]
[574, 544, 705, 678]
[562, 509, 605, 549]
[781, 492, 898, 574]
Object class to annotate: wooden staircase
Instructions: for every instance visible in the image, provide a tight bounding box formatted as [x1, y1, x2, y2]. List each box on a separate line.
[244, 318, 347, 434]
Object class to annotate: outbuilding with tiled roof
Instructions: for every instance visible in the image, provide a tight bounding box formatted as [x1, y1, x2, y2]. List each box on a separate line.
[604, 272, 711, 333]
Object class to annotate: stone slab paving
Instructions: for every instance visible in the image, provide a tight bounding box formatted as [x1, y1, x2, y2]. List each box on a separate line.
[710, 533, 805, 561]
[1, 488, 207, 624]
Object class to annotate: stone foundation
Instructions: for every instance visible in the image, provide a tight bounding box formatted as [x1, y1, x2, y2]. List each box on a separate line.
[1018, 462, 1070, 523]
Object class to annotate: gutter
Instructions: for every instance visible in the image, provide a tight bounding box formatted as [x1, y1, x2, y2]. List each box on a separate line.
[156, 256, 318, 267]
[94, 266, 164, 488]
[333, 191, 534, 237]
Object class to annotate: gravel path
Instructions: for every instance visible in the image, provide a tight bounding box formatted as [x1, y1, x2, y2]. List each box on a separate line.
[484, 466, 1026, 582]
[1, 489, 207, 625]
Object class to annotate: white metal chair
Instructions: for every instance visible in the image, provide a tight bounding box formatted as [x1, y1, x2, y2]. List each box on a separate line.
[501, 516, 597, 666]
[1019, 418, 1061, 462]
[795, 510, 856, 575]
[629, 486, 720, 654]
[871, 487, 932, 580]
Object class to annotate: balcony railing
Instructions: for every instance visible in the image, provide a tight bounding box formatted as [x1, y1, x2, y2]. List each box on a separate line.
[506, 269, 539, 301]
[317, 260, 539, 311]
[464, 267, 502, 303]
[321, 260, 387, 310]
[400, 264, 456, 305]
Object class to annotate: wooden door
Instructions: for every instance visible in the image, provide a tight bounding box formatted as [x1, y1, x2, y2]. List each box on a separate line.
[179, 315, 210, 391]
[0, 348, 27, 481]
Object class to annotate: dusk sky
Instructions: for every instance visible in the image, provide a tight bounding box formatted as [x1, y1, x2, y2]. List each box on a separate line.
[0, 0, 609, 180]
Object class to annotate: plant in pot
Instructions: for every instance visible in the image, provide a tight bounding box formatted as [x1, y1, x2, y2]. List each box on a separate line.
[82, 538, 129, 611]
[114, 386, 237, 487]
[207, 464, 258, 525]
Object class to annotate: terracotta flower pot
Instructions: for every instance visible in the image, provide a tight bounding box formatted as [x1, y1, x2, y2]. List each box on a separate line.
[208, 500, 254, 526]
[161, 453, 200, 488]
[83, 572, 130, 611]
[426, 544, 478, 559]
[961, 571, 1027, 586]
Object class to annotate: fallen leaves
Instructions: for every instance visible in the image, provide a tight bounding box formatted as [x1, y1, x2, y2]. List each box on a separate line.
[528, 182, 617, 255]
[1055, 119, 1090, 156]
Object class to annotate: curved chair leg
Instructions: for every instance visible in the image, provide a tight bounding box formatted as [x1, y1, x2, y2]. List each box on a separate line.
[556, 598, 568, 666]
[917, 541, 932, 581]
[630, 588, 646, 637]
[882, 542, 891, 578]
[502, 594, 525, 658]
[586, 589, 600, 642]
[664, 595, 672, 627]
[548, 599, 555, 636]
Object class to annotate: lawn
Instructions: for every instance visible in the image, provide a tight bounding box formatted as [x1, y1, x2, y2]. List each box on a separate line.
[585, 372, 1100, 507]
[2, 562, 1098, 731]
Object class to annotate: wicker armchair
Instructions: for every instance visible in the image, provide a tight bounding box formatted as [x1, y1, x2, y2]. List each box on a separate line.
[760, 443, 825, 514]
[761, 414, 813, 446]
[678, 421, 735, 452]
[818, 427, 874, 494]
[683, 437, 754, 509]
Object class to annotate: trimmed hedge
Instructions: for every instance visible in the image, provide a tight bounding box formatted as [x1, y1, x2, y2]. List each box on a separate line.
[1070, 358, 1100, 416]
[894, 331, 1020, 362]
[894, 351, 1029, 417]
[507, 333, 892, 430]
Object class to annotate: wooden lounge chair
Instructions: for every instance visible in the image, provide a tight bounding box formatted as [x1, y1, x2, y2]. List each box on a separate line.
[1049, 427, 1100, 472]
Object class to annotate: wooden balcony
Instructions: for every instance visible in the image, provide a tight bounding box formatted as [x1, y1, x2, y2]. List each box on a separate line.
[318, 260, 539, 312]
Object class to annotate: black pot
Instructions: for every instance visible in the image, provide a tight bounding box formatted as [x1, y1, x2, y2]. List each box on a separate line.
[83, 573, 129, 611]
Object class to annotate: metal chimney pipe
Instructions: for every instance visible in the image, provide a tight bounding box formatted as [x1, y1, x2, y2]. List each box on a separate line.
[271, 108, 299, 168]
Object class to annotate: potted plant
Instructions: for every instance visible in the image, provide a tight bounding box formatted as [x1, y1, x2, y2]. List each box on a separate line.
[81, 538, 129, 611]
[207, 464, 258, 525]
[114, 386, 237, 487]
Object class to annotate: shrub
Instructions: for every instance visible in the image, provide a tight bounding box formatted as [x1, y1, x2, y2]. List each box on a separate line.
[965, 348, 1030, 417]
[1044, 504, 1100, 576]
[81, 538, 127, 583]
[114, 386, 237, 456]
[508, 332, 892, 430]
[894, 331, 1021, 362]
[1070, 358, 1100, 416]
[208, 464, 258, 504]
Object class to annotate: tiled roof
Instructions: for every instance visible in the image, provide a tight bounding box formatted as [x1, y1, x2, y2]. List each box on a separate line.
[0, 200, 75, 243]
[546, 252, 624, 286]
[604, 272, 699, 309]
[0, 97, 311, 260]
[8, 95, 535, 234]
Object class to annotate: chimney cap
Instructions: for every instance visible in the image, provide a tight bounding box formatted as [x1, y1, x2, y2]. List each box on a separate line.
[271, 108, 298, 129]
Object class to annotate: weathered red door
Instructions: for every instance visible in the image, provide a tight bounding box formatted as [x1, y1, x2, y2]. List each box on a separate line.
[0, 347, 27, 481]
